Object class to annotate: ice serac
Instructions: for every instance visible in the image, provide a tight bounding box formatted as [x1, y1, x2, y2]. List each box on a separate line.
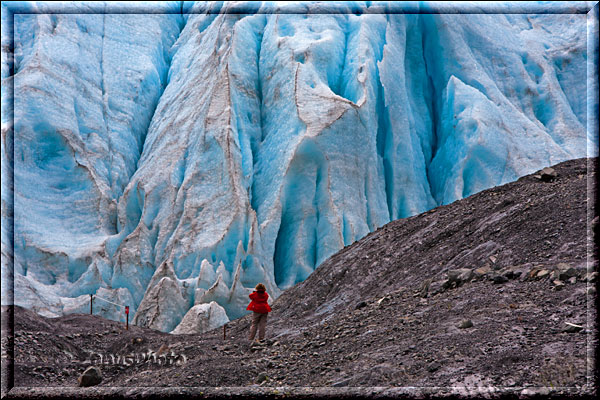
[118, 3, 275, 331]
[3, 2, 595, 333]
[172, 301, 230, 335]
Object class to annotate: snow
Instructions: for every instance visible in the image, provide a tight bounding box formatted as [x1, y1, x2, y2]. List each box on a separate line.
[2, 1, 596, 332]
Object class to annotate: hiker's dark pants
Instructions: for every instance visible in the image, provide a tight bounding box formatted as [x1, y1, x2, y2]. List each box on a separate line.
[249, 312, 268, 340]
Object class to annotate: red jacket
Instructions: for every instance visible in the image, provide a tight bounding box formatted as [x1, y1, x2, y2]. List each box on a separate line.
[246, 291, 272, 314]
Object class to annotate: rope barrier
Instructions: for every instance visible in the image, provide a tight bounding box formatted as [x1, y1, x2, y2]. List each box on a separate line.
[90, 295, 131, 330]
[92, 295, 126, 308]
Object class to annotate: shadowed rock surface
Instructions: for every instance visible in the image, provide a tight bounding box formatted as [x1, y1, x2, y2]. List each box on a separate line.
[3, 157, 598, 398]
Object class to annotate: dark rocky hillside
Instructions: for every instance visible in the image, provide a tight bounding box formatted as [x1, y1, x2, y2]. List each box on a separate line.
[3, 157, 598, 399]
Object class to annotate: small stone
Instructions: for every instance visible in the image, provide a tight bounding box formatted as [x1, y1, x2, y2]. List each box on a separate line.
[458, 319, 473, 329]
[332, 378, 352, 387]
[156, 343, 169, 355]
[445, 268, 474, 288]
[78, 366, 102, 387]
[558, 267, 577, 281]
[562, 322, 584, 333]
[419, 279, 431, 298]
[501, 269, 517, 280]
[427, 362, 441, 372]
[539, 167, 557, 182]
[256, 372, 269, 383]
[568, 276, 577, 284]
[587, 287, 596, 296]
[557, 266, 578, 281]
[355, 301, 367, 310]
[474, 266, 492, 279]
[552, 280, 565, 290]
[491, 274, 508, 284]
[528, 268, 541, 280]
[535, 269, 549, 279]
[429, 280, 445, 295]
[584, 272, 597, 282]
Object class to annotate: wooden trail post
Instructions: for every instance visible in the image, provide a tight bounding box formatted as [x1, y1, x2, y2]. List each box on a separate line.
[125, 306, 129, 330]
[223, 324, 226, 340]
[90, 294, 93, 315]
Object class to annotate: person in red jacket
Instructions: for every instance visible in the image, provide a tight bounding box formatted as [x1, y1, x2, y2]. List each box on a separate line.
[247, 283, 272, 342]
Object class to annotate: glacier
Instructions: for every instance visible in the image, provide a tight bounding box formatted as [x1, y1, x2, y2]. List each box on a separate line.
[1, 1, 597, 333]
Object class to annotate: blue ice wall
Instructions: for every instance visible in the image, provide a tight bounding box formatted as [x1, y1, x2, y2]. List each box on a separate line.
[4, 3, 182, 318]
[1, 1, 596, 331]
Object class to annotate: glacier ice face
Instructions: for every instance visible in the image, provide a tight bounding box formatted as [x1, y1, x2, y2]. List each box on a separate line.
[4, 5, 182, 318]
[422, 12, 589, 204]
[2, 2, 596, 333]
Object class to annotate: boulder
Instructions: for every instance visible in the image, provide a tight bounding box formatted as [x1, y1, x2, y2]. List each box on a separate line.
[78, 366, 102, 387]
